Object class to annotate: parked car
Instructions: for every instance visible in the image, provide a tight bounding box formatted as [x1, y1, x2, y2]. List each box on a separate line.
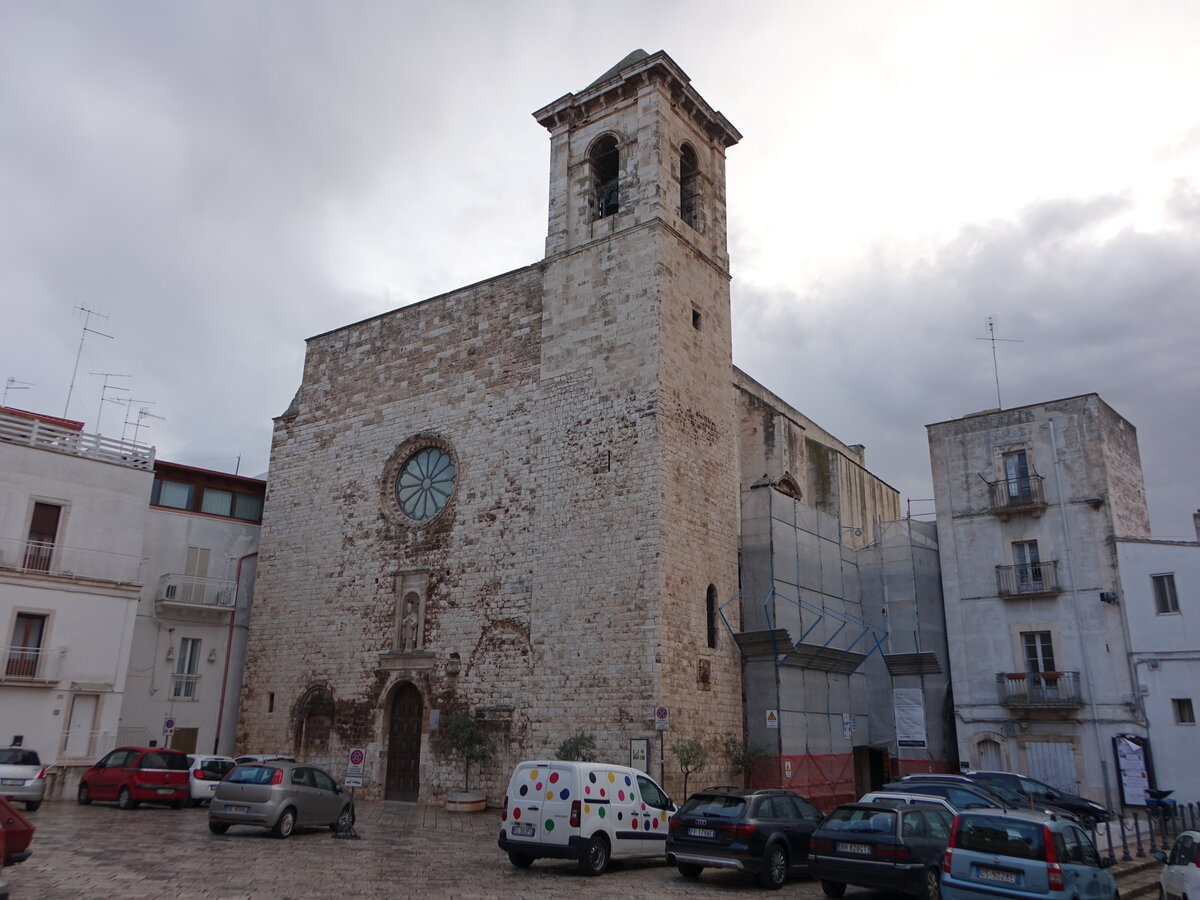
[883, 780, 1017, 812]
[208, 762, 354, 838]
[186, 755, 237, 806]
[1155, 830, 1200, 900]
[809, 802, 953, 900]
[861, 791, 960, 817]
[498, 760, 676, 875]
[941, 808, 1117, 900]
[77, 747, 190, 809]
[966, 771, 1110, 827]
[1, 796, 37, 900]
[234, 754, 295, 765]
[899, 775, 1040, 810]
[664, 786, 825, 889]
[0, 749, 45, 812]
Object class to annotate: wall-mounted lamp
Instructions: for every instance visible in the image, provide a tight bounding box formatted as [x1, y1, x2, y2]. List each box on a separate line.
[207, 648, 218, 663]
[445, 653, 462, 676]
[840, 525, 863, 537]
[165, 646, 174, 662]
[1099, 591, 1119, 605]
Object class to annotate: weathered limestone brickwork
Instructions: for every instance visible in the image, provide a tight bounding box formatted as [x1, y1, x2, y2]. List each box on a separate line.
[240, 51, 748, 802]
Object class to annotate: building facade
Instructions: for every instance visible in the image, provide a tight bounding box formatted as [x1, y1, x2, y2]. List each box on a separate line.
[928, 394, 1157, 810]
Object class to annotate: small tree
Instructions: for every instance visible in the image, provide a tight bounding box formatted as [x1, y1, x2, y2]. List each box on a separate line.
[556, 731, 598, 762]
[670, 738, 708, 798]
[440, 711, 488, 791]
[722, 735, 772, 787]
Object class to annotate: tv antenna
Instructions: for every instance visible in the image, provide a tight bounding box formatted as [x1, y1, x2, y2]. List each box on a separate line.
[976, 316, 1022, 409]
[121, 399, 161, 444]
[3, 377, 33, 407]
[65, 305, 114, 419]
[92, 372, 132, 434]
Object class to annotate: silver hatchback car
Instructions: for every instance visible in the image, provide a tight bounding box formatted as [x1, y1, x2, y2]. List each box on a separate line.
[0, 747, 45, 811]
[208, 761, 354, 838]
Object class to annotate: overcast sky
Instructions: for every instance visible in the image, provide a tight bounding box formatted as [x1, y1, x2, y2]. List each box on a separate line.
[3, 1, 1197, 538]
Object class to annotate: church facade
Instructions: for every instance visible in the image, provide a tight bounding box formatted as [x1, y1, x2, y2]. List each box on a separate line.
[238, 51, 907, 803]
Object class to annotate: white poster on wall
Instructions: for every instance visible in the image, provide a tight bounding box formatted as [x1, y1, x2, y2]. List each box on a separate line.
[894, 689, 928, 748]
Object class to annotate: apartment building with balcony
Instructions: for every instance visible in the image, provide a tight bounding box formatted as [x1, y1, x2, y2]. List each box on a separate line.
[0, 407, 154, 772]
[0, 406, 264, 793]
[928, 394, 1159, 811]
[119, 461, 264, 758]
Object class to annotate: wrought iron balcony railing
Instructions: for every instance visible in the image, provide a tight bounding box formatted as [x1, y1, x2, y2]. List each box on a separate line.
[996, 671, 1082, 707]
[0, 538, 147, 585]
[987, 475, 1047, 513]
[3, 645, 66, 682]
[155, 573, 236, 610]
[169, 673, 201, 701]
[996, 561, 1061, 597]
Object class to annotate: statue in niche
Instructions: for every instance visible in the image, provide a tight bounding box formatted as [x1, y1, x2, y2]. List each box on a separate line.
[399, 592, 422, 651]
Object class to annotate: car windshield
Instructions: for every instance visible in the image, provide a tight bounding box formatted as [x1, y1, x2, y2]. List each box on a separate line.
[678, 795, 747, 818]
[0, 749, 40, 766]
[202, 760, 236, 777]
[140, 752, 190, 770]
[956, 816, 1046, 859]
[823, 808, 897, 833]
[227, 765, 279, 785]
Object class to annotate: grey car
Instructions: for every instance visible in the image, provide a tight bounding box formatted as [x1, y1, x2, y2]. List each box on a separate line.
[208, 762, 353, 838]
[0, 747, 45, 811]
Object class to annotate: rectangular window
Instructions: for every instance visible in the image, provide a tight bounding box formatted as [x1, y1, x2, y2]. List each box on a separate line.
[1022, 631, 1056, 673]
[1173, 698, 1195, 725]
[233, 493, 263, 522]
[154, 480, 192, 510]
[171, 637, 201, 701]
[1152, 574, 1179, 614]
[1004, 450, 1032, 499]
[1013, 540, 1044, 591]
[7, 613, 47, 678]
[200, 488, 233, 516]
[24, 502, 62, 571]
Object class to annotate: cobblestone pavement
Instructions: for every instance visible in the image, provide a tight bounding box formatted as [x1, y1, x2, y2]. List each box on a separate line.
[7, 799, 834, 899]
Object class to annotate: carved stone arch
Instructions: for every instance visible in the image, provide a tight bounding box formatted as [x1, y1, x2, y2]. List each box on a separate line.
[293, 684, 336, 767]
[589, 132, 622, 219]
[773, 472, 802, 500]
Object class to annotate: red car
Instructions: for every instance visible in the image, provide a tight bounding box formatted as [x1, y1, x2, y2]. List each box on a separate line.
[77, 747, 190, 809]
[1, 796, 36, 898]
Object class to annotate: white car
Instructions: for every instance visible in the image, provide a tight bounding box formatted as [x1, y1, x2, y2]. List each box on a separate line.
[1157, 831, 1200, 900]
[186, 754, 237, 806]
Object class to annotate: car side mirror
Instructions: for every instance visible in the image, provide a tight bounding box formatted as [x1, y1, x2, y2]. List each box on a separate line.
[1152, 851, 1167, 864]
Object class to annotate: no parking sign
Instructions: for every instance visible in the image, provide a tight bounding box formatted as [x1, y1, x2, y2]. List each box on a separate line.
[345, 747, 365, 787]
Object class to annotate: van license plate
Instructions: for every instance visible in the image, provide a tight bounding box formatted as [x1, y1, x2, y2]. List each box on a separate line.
[688, 827, 715, 838]
[977, 867, 1017, 884]
[837, 842, 870, 855]
[511, 824, 535, 837]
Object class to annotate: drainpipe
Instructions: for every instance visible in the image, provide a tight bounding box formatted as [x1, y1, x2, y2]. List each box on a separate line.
[214, 552, 257, 755]
[1048, 419, 1113, 813]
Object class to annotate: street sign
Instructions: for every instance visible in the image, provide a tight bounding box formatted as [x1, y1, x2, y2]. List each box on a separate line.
[163, 717, 176, 736]
[345, 747, 366, 787]
[654, 705, 670, 731]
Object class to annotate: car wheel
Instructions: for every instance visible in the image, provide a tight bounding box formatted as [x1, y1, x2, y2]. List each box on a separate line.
[117, 786, 138, 810]
[208, 821, 229, 835]
[918, 867, 940, 900]
[508, 852, 535, 869]
[758, 844, 788, 890]
[577, 834, 610, 876]
[330, 804, 354, 832]
[25, 801, 41, 812]
[272, 807, 296, 839]
[77, 782, 91, 805]
[822, 880, 848, 898]
[677, 862, 703, 878]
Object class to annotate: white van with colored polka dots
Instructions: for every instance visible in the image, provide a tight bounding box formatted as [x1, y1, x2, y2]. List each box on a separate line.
[498, 760, 676, 875]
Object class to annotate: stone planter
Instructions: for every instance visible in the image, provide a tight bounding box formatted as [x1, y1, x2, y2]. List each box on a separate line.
[445, 789, 486, 813]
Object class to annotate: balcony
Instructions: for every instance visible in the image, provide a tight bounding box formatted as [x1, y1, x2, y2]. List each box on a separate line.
[0, 538, 147, 585]
[996, 561, 1061, 599]
[2, 645, 66, 685]
[155, 573, 236, 620]
[169, 673, 201, 701]
[986, 475, 1047, 519]
[996, 671, 1083, 708]
[0, 409, 153, 470]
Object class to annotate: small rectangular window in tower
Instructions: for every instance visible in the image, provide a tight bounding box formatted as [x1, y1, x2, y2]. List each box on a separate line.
[692, 308, 702, 331]
[1173, 698, 1195, 725]
[1152, 573, 1179, 614]
[268, 692, 275, 713]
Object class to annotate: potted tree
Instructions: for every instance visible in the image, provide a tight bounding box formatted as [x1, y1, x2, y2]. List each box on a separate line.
[441, 711, 489, 812]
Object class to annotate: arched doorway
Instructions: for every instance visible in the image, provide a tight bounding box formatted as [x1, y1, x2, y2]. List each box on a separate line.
[385, 682, 422, 801]
[295, 686, 335, 769]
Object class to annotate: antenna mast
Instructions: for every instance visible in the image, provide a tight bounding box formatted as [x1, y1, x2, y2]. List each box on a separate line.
[976, 316, 1023, 409]
[3, 377, 33, 407]
[92, 372, 132, 434]
[65, 305, 114, 419]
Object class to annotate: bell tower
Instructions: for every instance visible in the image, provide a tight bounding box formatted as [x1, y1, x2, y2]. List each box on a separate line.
[534, 49, 741, 267]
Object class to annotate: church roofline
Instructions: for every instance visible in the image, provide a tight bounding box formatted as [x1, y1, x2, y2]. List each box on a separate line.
[532, 49, 741, 148]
